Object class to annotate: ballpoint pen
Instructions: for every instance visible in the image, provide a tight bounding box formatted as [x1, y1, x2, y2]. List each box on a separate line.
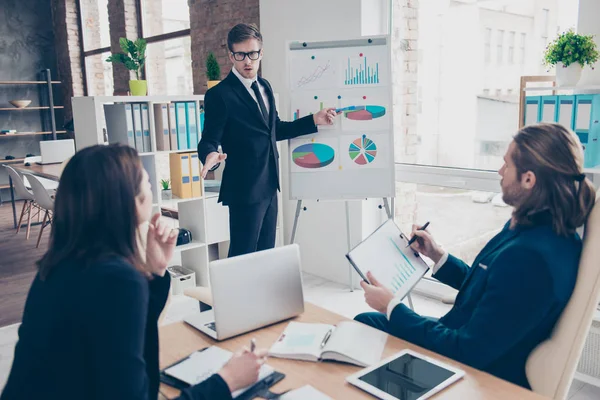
[320, 329, 333, 348]
[406, 221, 430, 247]
[250, 338, 256, 353]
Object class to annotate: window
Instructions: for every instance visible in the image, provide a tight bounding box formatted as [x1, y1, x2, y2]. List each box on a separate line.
[141, 0, 190, 37]
[496, 30, 504, 64]
[484, 28, 492, 64]
[520, 32, 526, 64]
[541, 8, 550, 39]
[508, 31, 515, 64]
[78, 0, 113, 95]
[483, 89, 490, 95]
[146, 36, 193, 95]
[139, 0, 193, 95]
[495, 89, 502, 96]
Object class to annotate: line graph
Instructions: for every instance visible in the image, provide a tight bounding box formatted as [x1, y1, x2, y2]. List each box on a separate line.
[296, 60, 331, 88]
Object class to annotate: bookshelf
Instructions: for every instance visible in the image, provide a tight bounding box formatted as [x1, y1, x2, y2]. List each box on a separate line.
[71, 95, 283, 288]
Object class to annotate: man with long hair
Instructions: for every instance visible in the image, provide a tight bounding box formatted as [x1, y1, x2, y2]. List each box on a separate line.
[356, 123, 596, 389]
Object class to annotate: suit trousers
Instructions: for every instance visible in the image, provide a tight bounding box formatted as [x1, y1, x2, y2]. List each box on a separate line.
[227, 192, 278, 258]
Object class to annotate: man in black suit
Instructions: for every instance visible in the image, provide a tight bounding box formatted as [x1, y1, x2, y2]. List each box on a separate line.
[198, 23, 337, 257]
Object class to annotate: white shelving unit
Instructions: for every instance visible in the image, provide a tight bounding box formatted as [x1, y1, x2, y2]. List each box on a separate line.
[71, 95, 230, 287]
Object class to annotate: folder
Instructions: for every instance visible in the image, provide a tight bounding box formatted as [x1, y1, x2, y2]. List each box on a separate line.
[189, 153, 202, 198]
[103, 103, 136, 148]
[132, 103, 144, 152]
[540, 96, 557, 123]
[170, 152, 192, 199]
[168, 103, 178, 151]
[186, 102, 199, 149]
[199, 105, 205, 134]
[141, 103, 152, 152]
[175, 102, 188, 150]
[154, 103, 171, 151]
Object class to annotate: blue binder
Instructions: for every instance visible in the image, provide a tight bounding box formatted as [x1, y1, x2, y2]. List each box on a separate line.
[175, 102, 188, 150]
[186, 102, 199, 149]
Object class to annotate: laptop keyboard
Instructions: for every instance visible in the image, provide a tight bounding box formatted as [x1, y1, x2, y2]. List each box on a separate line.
[205, 321, 216, 332]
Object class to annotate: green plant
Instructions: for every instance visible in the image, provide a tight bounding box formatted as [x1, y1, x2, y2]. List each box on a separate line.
[206, 52, 221, 81]
[106, 38, 147, 80]
[160, 179, 170, 190]
[544, 29, 599, 68]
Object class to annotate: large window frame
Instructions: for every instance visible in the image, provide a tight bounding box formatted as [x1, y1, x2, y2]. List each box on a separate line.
[77, 0, 191, 95]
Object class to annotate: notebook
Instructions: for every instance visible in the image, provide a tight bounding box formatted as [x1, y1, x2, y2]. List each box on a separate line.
[162, 346, 275, 398]
[279, 385, 333, 399]
[346, 219, 430, 301]
[269, 321, 387, 367]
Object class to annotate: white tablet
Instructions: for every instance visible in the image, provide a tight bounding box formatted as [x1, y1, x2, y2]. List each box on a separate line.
[346, 349, 465, 400]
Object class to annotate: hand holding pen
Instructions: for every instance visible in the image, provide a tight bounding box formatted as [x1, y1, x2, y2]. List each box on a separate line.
[408, 222, 445, 265]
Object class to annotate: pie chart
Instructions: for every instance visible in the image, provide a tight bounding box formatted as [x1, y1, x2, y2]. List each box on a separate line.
[344, 105, 386, 121]
[292, 143, 335, 168]
[349, 135, 377, 165]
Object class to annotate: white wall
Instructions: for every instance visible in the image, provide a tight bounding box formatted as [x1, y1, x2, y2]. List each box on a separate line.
[577, 0, 600, 85]
[260, 0, 389, 285]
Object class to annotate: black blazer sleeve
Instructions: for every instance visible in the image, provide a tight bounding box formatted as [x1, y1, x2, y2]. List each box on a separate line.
[274, 112, 318, 141]
[198, 88, 228, 165]
[83, 261, 232, 400]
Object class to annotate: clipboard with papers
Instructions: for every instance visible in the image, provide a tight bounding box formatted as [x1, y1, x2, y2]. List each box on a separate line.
[346, 219, 430, 300]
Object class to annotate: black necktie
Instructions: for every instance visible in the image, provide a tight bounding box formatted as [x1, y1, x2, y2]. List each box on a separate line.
[251, 81, 269, 124]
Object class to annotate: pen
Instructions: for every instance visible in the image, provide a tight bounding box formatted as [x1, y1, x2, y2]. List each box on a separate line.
[320, 329, 333, 348]
[335, 106, 356, 113]
[406, 221, 430, 247]
[250, 338, 256, 353]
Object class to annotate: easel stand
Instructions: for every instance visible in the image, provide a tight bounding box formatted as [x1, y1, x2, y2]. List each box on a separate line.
[289, 197, 414, 310]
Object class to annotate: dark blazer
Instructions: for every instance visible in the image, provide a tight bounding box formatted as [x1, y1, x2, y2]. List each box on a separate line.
[386, 218, 582, 388]
[198, 71, 317, 205]
[1, 257, 232, 400]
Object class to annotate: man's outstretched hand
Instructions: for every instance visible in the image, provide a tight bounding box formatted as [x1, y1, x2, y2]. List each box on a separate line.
[201, 151, 227, 178]
[313, 107, 339, 126]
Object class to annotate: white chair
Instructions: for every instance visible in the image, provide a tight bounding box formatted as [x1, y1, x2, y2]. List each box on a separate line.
[22, 156, 59, 191]
[4, 166, 40, 239]
[526, 189, 600, 399]
[24, 173, 55, 248]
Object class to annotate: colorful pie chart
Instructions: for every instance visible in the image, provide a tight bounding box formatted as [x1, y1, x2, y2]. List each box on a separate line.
[349, 135, 377, 165]
[344, 105, 386, 121]
[292, 143, 335, 168]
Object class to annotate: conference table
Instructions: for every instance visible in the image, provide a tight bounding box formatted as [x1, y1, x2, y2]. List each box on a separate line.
[4, 163, 62, 228]
[159, 303, 548, 399]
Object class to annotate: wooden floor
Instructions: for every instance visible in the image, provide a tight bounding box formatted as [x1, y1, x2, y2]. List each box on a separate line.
[0, 200, 49, 327]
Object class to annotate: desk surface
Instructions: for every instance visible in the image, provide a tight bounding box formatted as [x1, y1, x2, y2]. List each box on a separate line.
[159, 303, 547, 400]
[13, 163, 62, 181]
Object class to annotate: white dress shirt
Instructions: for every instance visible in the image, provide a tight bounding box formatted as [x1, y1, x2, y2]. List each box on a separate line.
[231, 67, 270, 115]
[386, 250, 449, 319]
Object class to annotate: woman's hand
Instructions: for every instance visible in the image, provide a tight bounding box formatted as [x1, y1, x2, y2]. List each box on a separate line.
[218, 348, 268, 392]
[145, 213, 178, 276]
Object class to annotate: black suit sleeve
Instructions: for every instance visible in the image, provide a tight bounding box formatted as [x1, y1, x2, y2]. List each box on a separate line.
[83, 261, 232, 400]
[198, 88, 228, 165]
[274, 111, 318, 141]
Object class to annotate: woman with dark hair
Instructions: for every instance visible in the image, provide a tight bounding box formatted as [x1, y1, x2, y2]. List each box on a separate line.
[1, 144, 265, 400]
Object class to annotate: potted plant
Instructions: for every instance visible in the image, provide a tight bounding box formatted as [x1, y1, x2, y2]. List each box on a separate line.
[206, 52, 221, 89]
[161, 179, 172, 200]
[544, 29, 599, 87]
[106, 38, 148, 96]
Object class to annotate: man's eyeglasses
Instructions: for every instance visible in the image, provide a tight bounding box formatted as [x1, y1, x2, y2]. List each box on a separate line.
[231, 50, 262, 62]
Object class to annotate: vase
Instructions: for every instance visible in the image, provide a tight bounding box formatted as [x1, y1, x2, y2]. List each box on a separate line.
[129, 80, 148, 96]
[207, 80, 221, 90]
[555, 62, 582, 87]
[162, 189, 172, 200]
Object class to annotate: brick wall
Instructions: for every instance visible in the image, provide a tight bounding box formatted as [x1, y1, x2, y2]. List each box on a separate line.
[51, 0, 85, 124]
[108, 0, 139, 95]
[189, 0, 260, 94]
[392, 0, 420, 232]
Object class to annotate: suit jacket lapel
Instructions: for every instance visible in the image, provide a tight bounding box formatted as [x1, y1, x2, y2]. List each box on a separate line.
[226, 72, 270, 130]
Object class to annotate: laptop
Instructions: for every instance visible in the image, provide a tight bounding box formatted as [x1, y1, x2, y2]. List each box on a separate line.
[184, 244, 305, 341]
[38, 139, 75, 165]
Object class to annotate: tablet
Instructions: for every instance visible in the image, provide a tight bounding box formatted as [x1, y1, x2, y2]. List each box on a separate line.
[346, 349, 465, 400]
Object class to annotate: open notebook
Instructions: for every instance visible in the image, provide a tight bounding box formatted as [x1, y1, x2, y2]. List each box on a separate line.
[269, 321, 387, 367]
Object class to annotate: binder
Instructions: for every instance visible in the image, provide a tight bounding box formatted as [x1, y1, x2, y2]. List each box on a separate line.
[540, 96, 557, 123]
[168, 103, 178, 151]
[189, 153, 202, 198]
[557, 96, 575, 129]
[175, 102, 188, 150]
[132, 103, 144, 152]
[154, 103, 171, 151]
[103, 103, 136, 148]
[170, 152, 192, 198]
[199, 106, 205, 133]
[141, 103, 152, 152]
[524, 97, 540, 126]
[186, 102, 199, 149]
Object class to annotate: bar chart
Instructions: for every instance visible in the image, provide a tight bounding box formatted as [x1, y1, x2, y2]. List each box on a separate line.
[294, 102, 324, 121]
[345, 56, 380, 85]
[388, 238, 418, 293]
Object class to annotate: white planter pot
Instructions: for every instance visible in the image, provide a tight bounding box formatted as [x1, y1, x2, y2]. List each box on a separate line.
[555, 62, 583, 87]
[162, 189, 172, 200]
